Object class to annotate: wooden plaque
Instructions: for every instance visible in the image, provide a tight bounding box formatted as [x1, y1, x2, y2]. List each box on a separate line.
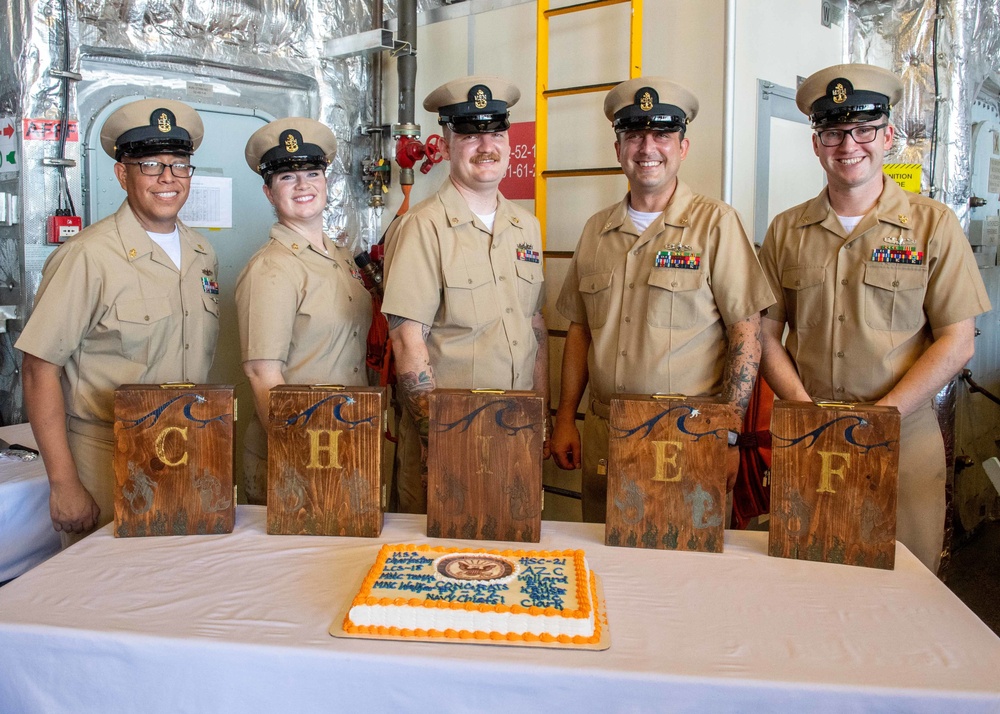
[605, 395, 730, 552]
[427, 390, 544, 542]
[267, 386, 385, 537]
[113, 384, 235, 537]
[769, 400, 900, 569]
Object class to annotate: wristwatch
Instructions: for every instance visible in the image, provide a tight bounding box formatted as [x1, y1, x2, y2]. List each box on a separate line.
[727, 430, 740, 447]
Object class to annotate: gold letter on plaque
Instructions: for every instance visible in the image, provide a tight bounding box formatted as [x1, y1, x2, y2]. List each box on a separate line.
[307, 429, 343, 469]
[817, 451, 850, 493]
[154, 426, 189, 467]
[652, 440, 683, 482]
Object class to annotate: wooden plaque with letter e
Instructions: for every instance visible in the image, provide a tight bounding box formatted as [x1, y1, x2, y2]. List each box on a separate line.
[769, 400, 900, 569]
[113, 384, 235, 537]
[605, 395, 731, 552]
[267, 385, 385, 537]
[427, 389, 544, 542]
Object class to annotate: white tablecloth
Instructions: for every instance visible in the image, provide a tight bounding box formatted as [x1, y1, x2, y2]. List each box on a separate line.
[0, 506, 997, 713]
[0, 423, 59, 581]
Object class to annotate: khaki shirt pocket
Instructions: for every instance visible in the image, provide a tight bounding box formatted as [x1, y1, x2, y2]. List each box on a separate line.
[780, 266, 826, 329]
[515, 260, 544, 317]
[863, 264, 926, 332]
[578, 270, 613, 329]
[201, 293, 220, 353]
[443, 263, 500, 327]
[646, 269, 703, 329]
[115, 298, 172, 363]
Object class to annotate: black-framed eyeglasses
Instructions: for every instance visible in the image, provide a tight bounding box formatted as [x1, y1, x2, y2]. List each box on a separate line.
[815, 123, 888, 147]
[122, 160, 197, 178]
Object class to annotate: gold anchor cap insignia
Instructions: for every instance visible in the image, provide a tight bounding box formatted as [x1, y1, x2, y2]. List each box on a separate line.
[473, 88, 488, 110]
[640, 91, 654, 112]
[832, 82, 848, 104]
[284, 132, 299, 153]
[157, 111, 172, 133]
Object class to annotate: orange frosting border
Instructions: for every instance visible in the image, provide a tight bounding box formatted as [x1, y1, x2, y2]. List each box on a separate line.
[343, 544, 601, 644]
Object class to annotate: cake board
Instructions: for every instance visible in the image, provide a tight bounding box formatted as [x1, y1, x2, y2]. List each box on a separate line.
[330, 575, 610, 651]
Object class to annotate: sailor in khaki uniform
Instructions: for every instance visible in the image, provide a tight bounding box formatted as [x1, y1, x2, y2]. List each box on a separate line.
[552, 77, 774, 522]
[236, 118, 371, 504]
[382, 76, 547, 513]
[16, 98, 217, 543]
[758, 64, 991, 572]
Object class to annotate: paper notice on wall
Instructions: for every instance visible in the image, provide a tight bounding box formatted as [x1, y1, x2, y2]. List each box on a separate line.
[989, 157, 1000, 194]
[986, 216, 1000, 246]
[179, 175, 232, 228]
[0, 117, 18, 177]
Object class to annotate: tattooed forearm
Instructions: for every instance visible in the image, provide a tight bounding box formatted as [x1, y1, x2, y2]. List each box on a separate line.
[720, 313, 762, 419]
[398, 367, 435, 441]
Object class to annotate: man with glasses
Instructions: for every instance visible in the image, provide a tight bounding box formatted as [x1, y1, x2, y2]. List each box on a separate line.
[382, 76, 546, 513]
[758, 64, 991, 572]
[16, 98, 218, 543]
[551, 77, 774, 522]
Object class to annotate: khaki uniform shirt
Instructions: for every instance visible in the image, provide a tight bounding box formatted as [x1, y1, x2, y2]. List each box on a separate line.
[382, 179, 544, 390]
[235, 223, 371, 386]
[759, 178, 991, 402]
[557, 181, 774, 405]
[16, 201, 219, 425]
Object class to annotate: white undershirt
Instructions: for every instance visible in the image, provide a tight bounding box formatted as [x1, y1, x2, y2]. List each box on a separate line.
[147, 226, 181, 269]
[474, 211, 496, 233]
[837, 214, 864, 235]
[627, 205, 661, 235]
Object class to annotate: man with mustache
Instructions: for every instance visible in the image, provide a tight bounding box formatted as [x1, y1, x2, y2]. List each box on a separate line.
[758, 64, 991, 572]
[382, 76, 547, 513]
[551, 77, 774, 522]
[16, 98, 218, 543]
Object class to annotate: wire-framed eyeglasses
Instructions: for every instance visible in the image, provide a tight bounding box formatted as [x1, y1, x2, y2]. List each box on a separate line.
[122, 160, 197, 178]
[815, 123, 888, 147]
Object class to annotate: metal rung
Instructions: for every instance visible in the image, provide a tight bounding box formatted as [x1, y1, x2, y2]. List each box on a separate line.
[542, 167, 622, 178]
[543, 81, 620, 98]
[543, 250, 575, 259]
[545, 0, 630, 18]
[543, 484, 583, 500]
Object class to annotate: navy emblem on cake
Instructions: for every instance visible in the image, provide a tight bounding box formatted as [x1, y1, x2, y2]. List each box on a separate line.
[433, 553, 519, 583]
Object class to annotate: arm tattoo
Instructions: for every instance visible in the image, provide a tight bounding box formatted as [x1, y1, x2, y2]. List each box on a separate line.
[398, 367, 435, 441]
[721, 318, 762, 418]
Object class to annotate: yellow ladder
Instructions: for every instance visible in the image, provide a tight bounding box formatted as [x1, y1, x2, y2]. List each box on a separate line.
[534, 0, 643, 250]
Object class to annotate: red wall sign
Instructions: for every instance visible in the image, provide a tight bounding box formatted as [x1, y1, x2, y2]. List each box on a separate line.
[499, 121, 535, 200]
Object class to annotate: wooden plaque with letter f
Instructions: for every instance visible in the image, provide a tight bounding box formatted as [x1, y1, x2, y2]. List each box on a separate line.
[769, 400, 899, 569]
[267, 385, 385, 537]
[605, 395, 731, 552]
[113, 384, 235, 537]
[427, 389, 544, 542]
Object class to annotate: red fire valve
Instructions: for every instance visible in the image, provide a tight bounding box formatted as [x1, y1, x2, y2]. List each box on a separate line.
[394, 135, 446, 174]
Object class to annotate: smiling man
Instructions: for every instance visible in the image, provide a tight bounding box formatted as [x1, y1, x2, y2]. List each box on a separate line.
[551, 77, 774, 522]
[382, 76, 547, 513]
[758, 64, 991, 572]
[16, 98, 218, 544]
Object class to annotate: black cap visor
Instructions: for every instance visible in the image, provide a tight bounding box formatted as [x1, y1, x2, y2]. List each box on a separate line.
[439, 114, 510, 135]
[115, 136, 193, 161]
[612, 102, 687, 134]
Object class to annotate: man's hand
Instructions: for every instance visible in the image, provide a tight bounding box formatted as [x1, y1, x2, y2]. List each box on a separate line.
[551, 417, 582, 470]
[49, 476, 100, 533]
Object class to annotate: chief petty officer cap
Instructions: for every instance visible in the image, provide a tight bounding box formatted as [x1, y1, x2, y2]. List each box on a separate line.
[796, 63, 903, 126]
[244, 117, 338, 183]
[604, 77, 699, 133]
[100, 98, 204, 161]
[423, 76, 520, 134]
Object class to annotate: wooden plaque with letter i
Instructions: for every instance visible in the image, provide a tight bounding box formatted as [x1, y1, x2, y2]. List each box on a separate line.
[267, 385, 385, 537]
[113, 384, 235, 537]
[427, 389, 544, 542]
[769, 400, 900, 569]
[605, 395, 731, 552]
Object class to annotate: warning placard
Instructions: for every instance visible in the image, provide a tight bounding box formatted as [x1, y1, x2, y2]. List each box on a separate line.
[883, 163, 922, 193]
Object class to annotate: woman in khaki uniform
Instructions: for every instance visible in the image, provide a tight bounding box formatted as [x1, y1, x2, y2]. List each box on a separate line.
[236, 118, 372, 504]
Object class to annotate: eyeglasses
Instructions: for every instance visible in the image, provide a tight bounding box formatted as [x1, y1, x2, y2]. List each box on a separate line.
[122, 160, 197, 178]
[815, 123, 888, 147]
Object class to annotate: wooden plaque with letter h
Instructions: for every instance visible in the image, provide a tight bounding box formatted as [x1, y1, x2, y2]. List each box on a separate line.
[427, 389, 544, 542]
[267, 385, 384, 537]
[113, 384, 235, 537]
[605, 395, 731, 552]
[769, 400, 900, 569]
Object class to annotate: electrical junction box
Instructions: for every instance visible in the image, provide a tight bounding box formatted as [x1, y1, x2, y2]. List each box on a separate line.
[47, 214, 81, 244]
